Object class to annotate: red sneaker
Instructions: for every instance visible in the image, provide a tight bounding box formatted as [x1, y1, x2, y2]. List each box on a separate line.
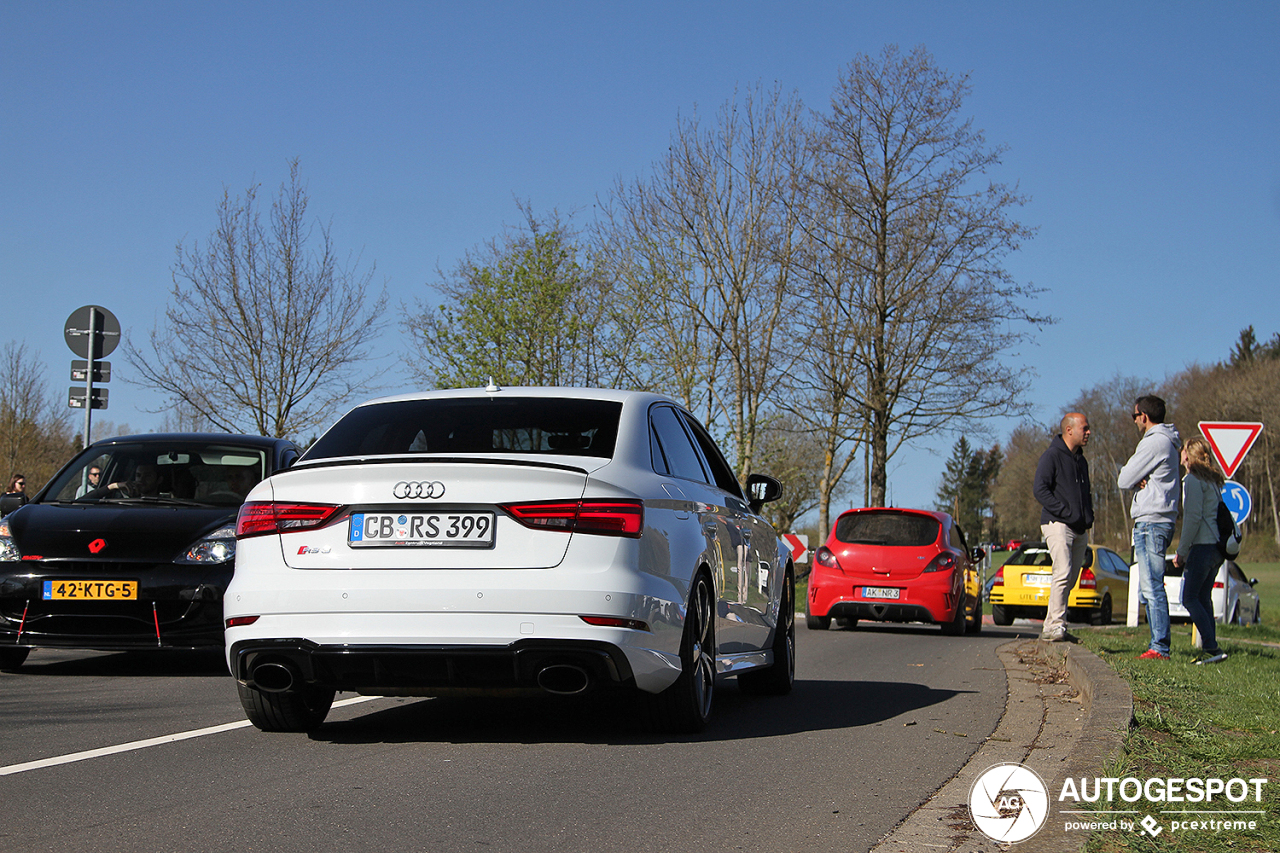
[1137, 649, 1170, 660]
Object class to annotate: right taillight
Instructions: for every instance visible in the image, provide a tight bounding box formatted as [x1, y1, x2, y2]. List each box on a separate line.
[1079, 568, 1097, 589]
[236, 502, 344, 539]
[501, 499, 644, 538]
[923, 552, 957, 573]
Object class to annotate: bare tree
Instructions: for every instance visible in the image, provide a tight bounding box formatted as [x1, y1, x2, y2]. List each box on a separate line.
[752, 413, 842, 534]
[802, 45, 1047, 507]
[0, 341, 78, 490]
[126, 160, 388, 439]
[601, 82, 808, 482]
[991, 422, 1051, 542]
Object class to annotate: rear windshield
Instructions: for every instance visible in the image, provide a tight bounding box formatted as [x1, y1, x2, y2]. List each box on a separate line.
[303, 397, 624, 461]
[834, 511, 940, 547]
[1005, 546, 1054, 566]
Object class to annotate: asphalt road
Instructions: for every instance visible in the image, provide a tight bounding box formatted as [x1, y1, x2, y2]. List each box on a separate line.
[0, 623, 1034, 853]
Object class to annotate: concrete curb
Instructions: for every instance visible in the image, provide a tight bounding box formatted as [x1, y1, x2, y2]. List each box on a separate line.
[870, 639, 1133, 852]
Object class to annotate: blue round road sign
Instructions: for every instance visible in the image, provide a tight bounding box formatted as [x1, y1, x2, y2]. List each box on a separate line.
[1222, 481, 1251, 526]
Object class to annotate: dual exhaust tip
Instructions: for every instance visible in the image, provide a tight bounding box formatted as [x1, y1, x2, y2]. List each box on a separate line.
[248, 661, 591, 696]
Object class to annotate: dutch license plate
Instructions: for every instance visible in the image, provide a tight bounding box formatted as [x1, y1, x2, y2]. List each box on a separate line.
[863, 586, 900, 600]
[1025, 573, 1053, 587]
[349, 512, 495, 548]
[43, 580, 138, 601]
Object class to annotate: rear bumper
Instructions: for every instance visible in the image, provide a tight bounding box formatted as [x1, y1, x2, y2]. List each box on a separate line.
[230, 637, 637, 695]
[990, 589, 1103, 610]
[807, 570, 959, 625]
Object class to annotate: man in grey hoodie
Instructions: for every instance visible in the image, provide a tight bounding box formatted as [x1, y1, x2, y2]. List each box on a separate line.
[1117, 395, 1182, 660]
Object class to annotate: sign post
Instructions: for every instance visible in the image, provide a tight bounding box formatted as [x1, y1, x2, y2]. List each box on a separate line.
[64, 305, 120, 448]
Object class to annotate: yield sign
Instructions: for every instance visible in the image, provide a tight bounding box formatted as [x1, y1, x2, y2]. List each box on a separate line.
[1199, 422, 1264, 479]
[781, 533, 809, 563]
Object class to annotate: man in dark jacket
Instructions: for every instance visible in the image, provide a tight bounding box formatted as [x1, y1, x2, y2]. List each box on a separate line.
[1033, 412, 1094, 642]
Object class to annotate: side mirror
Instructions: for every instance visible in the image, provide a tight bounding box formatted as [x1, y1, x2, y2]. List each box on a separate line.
[0, 493, 28, 517]
[971, 547, 986, 563]
[745, 474, 782, 513]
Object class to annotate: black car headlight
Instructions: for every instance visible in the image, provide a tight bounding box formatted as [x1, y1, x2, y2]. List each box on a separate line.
[0, 520, 19, 562]
[177, 524, 237, 564]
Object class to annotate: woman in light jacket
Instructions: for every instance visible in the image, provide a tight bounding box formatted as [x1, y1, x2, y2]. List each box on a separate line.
[1173, 436, 1227, 663]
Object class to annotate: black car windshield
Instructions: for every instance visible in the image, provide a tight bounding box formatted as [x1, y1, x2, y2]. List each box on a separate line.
[835, 511, 940, 547]
[302, 397, 624, 461]
[43, 441, 268, 508]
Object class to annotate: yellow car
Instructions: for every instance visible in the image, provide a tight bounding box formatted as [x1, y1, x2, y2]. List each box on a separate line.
[989, 542, 1130, 627]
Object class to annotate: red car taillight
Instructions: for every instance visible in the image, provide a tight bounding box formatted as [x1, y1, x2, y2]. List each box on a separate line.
[1079, 568, 1097, 589]
[923, 552, 957, 573]
[1213, 581, 1225, 589]
[501, 499, 644, 538]
[235, 502, 344, 539]
[991, 567, 1005, 586]
[814, 545, 841, 571]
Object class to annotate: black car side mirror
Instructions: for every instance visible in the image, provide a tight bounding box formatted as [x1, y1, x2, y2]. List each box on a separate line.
[971, 547, 986, 562]
[0, 493, 28, 517]
[745, 474, 782, 513]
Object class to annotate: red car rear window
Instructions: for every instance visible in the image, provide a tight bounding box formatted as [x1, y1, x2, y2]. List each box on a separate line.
[834, 511, 939, 547]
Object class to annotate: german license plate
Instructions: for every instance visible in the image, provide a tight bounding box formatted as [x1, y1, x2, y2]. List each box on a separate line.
[863, 586, 900, 600]
[1025, 573, 1053, 587]
[43, 580, 138, 600]
[349, 512, 495, 548]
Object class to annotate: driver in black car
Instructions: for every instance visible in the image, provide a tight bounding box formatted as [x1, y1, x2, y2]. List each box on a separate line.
[83, 462, 166, 499]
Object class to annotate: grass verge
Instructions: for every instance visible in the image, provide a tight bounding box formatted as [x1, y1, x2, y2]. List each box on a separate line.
[1075, 561, 1280, 852]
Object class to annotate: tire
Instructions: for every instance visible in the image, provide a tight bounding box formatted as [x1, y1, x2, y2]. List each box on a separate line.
[1229, 603, 1242, 626]
[237, 680, 335, 733]
[1090, 596, 1113, 627]
[804, 592, 831, 631]
[0, 646, 30, 671]
[965, 595, 983, 634]
[648, 573, 716, 733]
[940, 597, 966, 636]
[991, 603, 1014, 627]
[739, 570, 795, 696]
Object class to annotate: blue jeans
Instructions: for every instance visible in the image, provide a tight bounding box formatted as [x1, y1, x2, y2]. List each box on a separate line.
[1182, 544, 1224, 653]
[1134, 521, 1175, 654]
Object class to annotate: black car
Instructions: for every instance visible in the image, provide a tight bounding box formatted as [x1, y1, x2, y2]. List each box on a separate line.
[0, 433, 300, 669]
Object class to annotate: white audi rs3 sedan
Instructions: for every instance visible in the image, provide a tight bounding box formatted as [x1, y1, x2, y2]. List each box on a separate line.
[225, 386, 793, 734]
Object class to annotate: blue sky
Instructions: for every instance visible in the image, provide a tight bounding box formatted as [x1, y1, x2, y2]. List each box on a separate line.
[3, 1, 1278, 511]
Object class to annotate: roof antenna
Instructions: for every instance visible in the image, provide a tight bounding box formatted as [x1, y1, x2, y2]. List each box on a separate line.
[484, 377, 501, 393]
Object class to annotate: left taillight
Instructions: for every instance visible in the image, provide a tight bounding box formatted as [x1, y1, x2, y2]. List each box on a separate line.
[235, 502, 343, 539]
[500, 499, 644, 538]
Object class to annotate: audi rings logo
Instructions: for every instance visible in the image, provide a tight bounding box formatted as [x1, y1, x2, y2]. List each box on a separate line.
[392, 480, 446, 499]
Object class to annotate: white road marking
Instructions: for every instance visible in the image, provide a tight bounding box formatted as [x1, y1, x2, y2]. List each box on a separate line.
[0, 695, 383, 777]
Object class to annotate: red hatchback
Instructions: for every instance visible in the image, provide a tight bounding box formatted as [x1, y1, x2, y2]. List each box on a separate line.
[805, 508, 984, 635]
